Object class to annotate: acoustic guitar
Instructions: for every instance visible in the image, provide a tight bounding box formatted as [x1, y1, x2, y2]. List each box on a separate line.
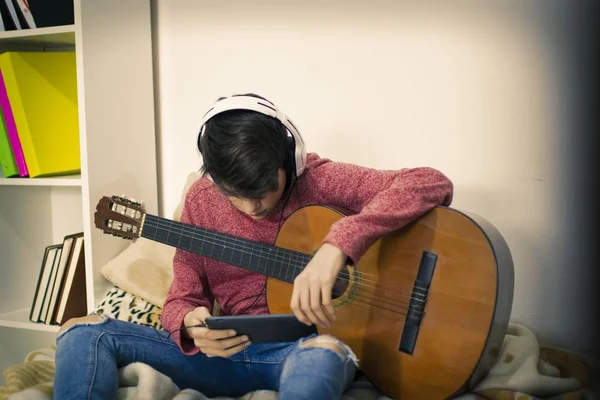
[94, 195, 514, 400]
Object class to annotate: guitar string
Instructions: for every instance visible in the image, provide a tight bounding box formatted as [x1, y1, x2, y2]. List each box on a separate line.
[109, 202, 389, 275]
[346, 285, 421, 311]
[141, 217, 427, 293]
[141, 215, 390, 281]
[140, 218, 429, 303]
[141, 218, 429, 303]
[207, 270, 425, 317]
[227, 283, 424, 318]
[338, 292, 425, 318]
[141, 218, 431, 307]
[114, 206, 430, 338]
[318, 289, 423, 316]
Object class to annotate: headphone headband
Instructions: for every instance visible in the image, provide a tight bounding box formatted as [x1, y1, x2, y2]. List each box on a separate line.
[199, 95, 307, 177]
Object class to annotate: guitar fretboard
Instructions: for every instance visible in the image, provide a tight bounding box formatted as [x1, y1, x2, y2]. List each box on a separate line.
[141, 214, 311, 283]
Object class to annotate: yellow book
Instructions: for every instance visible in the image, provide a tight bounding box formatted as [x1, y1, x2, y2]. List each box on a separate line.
[0, 52, 79, 178]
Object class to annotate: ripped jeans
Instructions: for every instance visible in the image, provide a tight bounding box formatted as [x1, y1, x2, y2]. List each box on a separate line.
[53, 315, 358, 399]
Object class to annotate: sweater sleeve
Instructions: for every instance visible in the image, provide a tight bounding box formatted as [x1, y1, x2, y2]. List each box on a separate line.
[312, 158, 454, 264]
[160, 191, 215, 355]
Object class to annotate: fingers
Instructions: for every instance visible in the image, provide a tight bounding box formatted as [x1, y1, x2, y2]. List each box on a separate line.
[183, 307, 212, 339]
[196, 333, 251, 358]
[291, 277, 336, 328]
[291, 282, 311, 326]
[205, 329, 237, 340]
[189, 325, 251, 358]
[310, 282, 331, 328]
[186, 307, 211, 325]
[205, 339, 251, 358]
[300, 283, 321, 326]
[189, 327, 235, 343]
[321, 284, 336, 323]
[289, 242, 344, 328]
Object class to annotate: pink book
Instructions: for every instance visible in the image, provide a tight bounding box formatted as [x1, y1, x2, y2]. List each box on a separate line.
[0, 69, 28, 177]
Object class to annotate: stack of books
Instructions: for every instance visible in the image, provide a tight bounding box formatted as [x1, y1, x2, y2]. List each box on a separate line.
[29, 232, 87, 326]
[0, 51, 80, 179]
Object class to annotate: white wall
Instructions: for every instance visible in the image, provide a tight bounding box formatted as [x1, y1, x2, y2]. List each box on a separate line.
[152, 1, 596, 356]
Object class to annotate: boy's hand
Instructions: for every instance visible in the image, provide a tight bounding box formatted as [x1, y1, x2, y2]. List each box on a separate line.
[290, 243, 346, 328]
[183, 307, 251, 358]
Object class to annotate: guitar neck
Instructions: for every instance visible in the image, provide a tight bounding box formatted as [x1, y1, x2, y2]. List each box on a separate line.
[141, 214, 309, 284]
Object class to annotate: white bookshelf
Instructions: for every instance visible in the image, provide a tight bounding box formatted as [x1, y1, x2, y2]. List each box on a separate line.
[0, 24, 75, 45]
[0, 308, 59, 333]
[0, 0, 158, 376]
[0, 175, 82, 186]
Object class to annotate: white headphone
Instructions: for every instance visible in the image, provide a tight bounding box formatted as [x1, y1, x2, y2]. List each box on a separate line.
[198, 94, 307, 177]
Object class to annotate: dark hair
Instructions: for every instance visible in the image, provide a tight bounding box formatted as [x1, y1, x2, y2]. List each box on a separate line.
[198, 93, 291, 199]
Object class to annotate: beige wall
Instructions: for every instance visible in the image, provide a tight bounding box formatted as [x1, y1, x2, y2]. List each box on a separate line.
[152, 1, 595, 355]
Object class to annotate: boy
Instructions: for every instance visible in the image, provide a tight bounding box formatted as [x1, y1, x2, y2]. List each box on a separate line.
[53, 93, 453, 399]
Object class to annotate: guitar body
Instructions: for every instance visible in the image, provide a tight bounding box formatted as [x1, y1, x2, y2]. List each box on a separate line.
[95, 196, 514, 400]
[266, 205, 514, 400]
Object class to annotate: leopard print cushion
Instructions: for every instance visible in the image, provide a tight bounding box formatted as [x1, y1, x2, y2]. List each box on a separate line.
[92, 286, 163, 330]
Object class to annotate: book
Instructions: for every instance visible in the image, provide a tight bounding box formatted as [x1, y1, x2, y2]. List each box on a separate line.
[13, 0, 36, 29]
[42, 232, 82, 325]
[29, 244, 62, 323]
[24, 0, 73, 28]
[0, 101, 18, 177]
[0, 52, 79, 178]
[54, 235, 87, 325]
[0, 0, 20, 30]
[0, 68, 27, 177]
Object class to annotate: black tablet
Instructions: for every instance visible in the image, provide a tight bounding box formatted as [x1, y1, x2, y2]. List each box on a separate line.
[205, 313, 317, 343]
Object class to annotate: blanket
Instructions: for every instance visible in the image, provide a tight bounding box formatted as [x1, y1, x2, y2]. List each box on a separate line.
[452, 324, 594, 400]
[1, 324, 595, 400]
[0, 356, 390, 400]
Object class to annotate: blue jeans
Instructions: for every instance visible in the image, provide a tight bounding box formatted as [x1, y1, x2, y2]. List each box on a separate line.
[53, 315, 357, 399]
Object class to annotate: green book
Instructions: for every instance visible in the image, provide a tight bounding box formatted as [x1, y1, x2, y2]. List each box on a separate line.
[0, 109, 18, 178]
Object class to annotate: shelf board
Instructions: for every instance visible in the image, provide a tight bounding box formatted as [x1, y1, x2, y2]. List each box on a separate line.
[0, 308, 59, 333]
[0, 175, 82, 187]
[0, 25, 75, 46]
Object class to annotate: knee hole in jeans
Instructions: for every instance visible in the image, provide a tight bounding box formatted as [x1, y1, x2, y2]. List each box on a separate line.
[299, 335, 348, 361]
[57, 314, 106, 340]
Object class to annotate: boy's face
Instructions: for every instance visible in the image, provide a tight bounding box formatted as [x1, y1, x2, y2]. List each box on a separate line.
[226, 169, 287, 220]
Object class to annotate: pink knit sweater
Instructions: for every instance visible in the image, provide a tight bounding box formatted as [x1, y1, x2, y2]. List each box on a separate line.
[161, 153, 453, 354]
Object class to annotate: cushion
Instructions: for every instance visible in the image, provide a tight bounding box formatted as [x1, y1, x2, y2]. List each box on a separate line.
[93, 286, 163, 330]
[100, 172, 201, 307]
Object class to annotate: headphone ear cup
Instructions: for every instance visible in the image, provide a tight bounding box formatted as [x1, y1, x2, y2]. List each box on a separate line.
[281, 135, 296, 193]
[197, 127, 205, 155]
[286, 135, 297, 177]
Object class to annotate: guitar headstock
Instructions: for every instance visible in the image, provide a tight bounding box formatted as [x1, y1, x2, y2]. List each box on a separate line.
[94, 195, 146, 241]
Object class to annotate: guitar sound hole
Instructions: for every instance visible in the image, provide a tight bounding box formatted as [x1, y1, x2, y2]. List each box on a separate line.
[332, 266, 350, 299]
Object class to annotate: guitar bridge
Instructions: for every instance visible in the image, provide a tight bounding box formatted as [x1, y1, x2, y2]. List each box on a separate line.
[398, 251, 437, 355]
